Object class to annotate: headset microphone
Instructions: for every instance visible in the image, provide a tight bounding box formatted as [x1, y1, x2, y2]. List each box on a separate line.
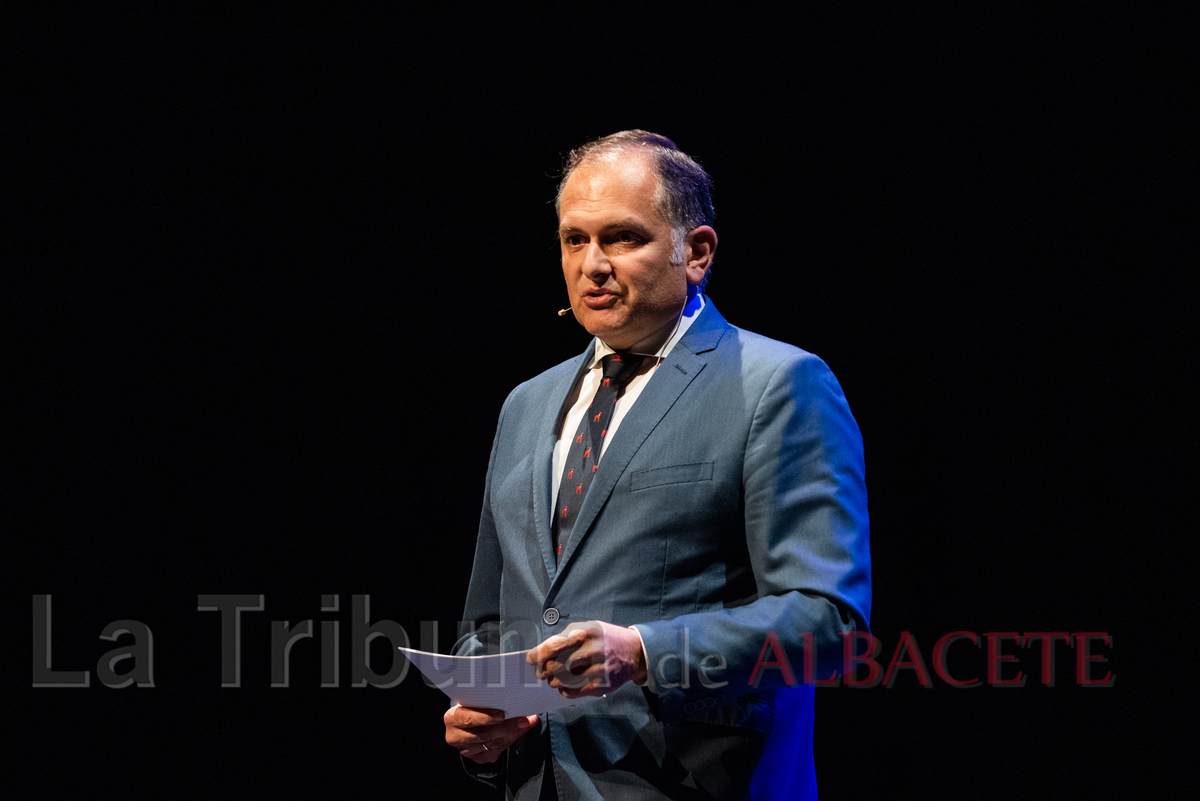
[558, 308, 573, 316]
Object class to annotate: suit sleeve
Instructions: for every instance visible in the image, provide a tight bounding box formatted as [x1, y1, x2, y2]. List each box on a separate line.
[454, 390, 513, 659]
[449, 393, 514, 788]
[633, 351, 871, 721]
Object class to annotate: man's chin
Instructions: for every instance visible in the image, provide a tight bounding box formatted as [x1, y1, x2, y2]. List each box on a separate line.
[580, 312, 628, 347]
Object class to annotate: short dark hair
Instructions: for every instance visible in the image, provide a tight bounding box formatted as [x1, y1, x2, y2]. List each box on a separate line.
[555, 130, 715, 234]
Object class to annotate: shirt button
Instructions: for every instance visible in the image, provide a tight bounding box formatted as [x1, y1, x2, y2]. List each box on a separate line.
[542, 608, 560, 625]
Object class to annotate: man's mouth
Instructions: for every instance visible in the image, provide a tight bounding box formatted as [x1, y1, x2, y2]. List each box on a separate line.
[581, 290, 619, 310]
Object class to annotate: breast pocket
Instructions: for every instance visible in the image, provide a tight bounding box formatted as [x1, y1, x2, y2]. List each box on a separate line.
[629, 461, 714, 492]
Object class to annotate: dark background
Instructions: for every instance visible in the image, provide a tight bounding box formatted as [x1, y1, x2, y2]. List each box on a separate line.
[16, 5, 1181, 798]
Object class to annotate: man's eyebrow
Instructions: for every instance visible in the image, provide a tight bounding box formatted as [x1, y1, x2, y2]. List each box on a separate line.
[558, 219, 650, 236]
[605, 219, 650, 232]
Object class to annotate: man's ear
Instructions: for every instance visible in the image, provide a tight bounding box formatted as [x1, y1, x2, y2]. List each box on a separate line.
[684, 226, 718, 286]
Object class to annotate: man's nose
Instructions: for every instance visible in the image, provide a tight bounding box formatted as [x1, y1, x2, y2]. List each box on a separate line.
[580, 242, 611, 281]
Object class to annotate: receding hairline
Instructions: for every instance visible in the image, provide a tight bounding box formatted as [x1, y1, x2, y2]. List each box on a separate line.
[555, 146, 672, 227]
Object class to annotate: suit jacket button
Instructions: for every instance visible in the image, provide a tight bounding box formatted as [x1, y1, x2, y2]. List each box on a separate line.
[542, 608, 560, 625]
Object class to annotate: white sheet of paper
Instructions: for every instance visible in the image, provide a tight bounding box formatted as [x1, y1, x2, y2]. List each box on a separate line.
[398, 647, 601, 718]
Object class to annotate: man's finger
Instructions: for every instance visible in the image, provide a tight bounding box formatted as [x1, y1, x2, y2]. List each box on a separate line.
[446, 704, 505, 727]
[547, 659, 608, 690]
[540, 647, 598, 674]
[527, 628, 590, 665]
[449, 712, 537, 760]
[555, 675, 608, 698]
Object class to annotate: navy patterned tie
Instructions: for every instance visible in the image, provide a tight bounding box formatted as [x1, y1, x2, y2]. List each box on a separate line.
[552, 352, 645, 561]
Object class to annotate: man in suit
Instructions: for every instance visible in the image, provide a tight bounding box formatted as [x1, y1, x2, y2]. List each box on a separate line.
[444, 130, 871, 799]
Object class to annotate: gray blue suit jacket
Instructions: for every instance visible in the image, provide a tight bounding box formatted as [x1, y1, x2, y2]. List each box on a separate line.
[457, 301, 871, 800]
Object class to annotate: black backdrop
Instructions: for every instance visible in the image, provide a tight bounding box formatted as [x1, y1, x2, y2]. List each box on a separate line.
[17, 6, 1178, 798]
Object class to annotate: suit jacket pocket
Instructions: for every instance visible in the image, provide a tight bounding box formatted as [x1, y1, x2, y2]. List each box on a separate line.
[630, 461, 714, 491]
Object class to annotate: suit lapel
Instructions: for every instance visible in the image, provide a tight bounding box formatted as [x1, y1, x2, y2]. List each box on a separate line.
[553, 303, 732, 578]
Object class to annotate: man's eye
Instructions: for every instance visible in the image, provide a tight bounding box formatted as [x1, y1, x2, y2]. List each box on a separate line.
[616, 232, 639, 243]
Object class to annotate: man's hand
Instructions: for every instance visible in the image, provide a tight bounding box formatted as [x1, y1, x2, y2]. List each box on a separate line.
[526, 620, 648, 698]
[444, 705, 538, 764]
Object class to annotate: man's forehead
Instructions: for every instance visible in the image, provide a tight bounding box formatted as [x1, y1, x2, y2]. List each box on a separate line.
[558, 152, 664, 226]
[568, 151, 655, 189]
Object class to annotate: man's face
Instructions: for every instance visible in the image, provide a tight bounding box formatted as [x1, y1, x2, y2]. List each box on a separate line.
[558, 153, 693, 352]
